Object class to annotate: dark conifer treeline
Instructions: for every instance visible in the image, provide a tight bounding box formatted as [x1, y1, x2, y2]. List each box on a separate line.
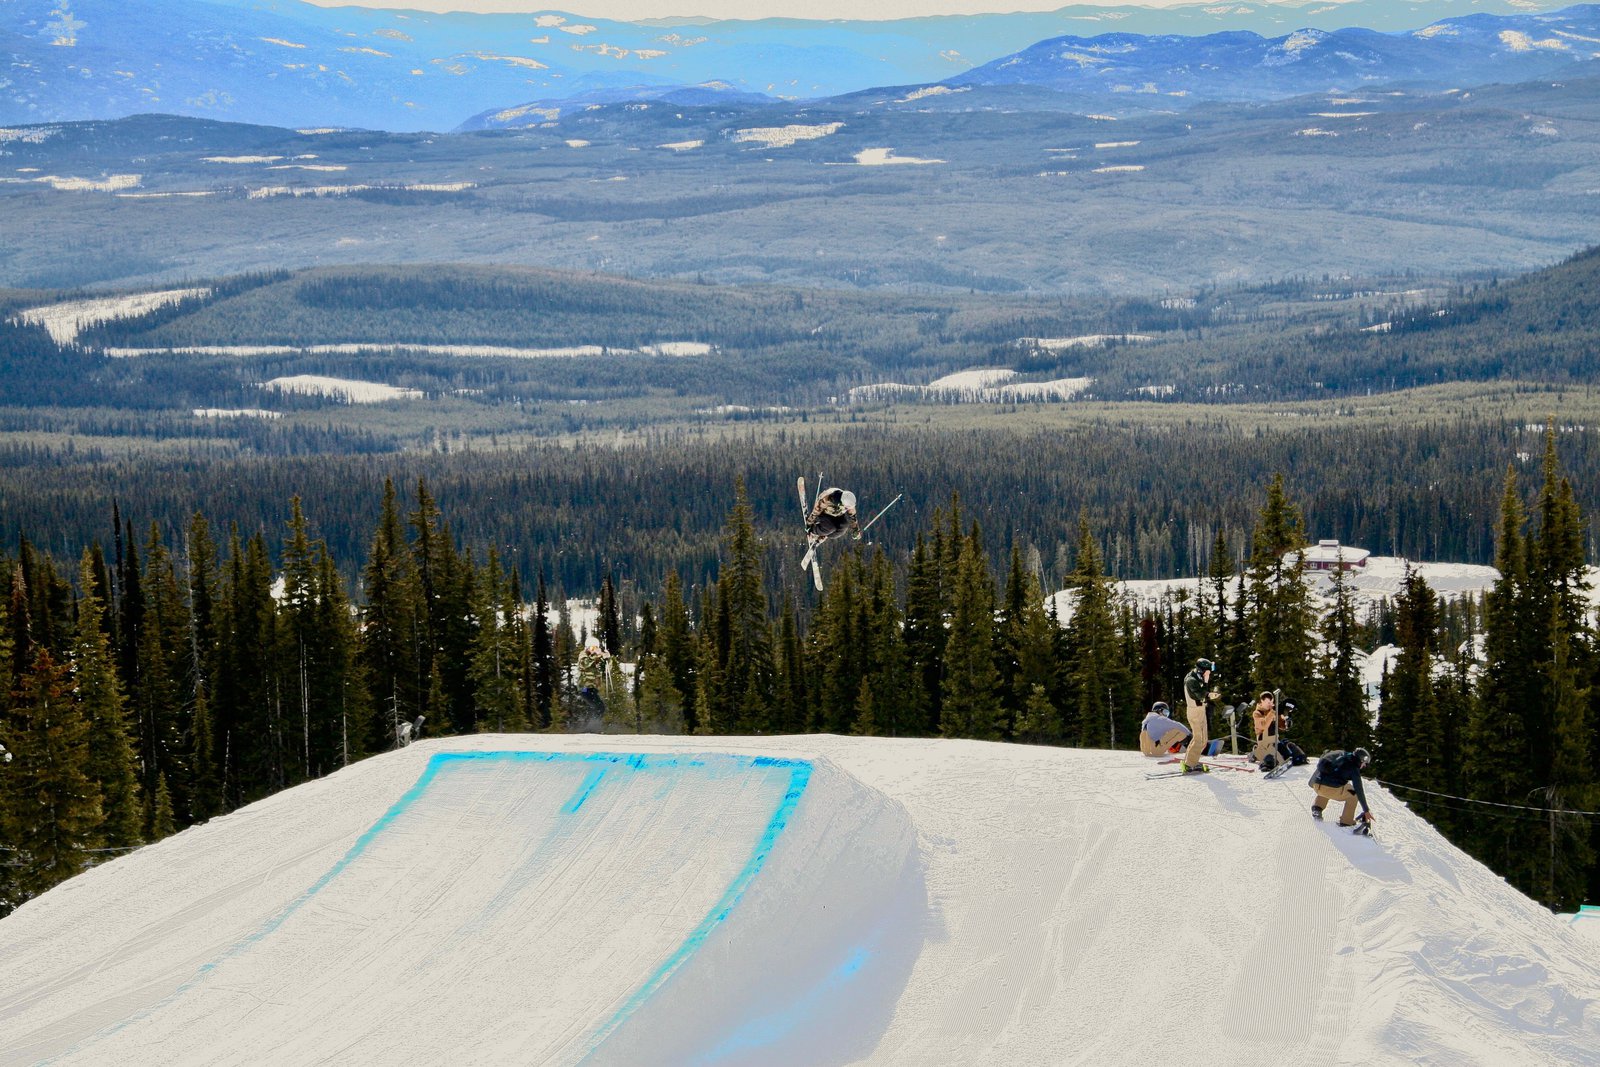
[3, 445, 1598, 916]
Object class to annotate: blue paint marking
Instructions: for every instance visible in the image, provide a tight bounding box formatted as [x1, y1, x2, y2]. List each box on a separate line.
[56, 749, 812, 1065]
[579, 758, 813, 1061]
[689, 940, 878, 1065]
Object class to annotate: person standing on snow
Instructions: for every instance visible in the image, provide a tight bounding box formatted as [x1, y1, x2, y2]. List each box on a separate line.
[1181, 658, 1221, 773]
[806, 488, 861, 545]
[1310, 747, 1375, 833]
[1139, 701, 1191, 757]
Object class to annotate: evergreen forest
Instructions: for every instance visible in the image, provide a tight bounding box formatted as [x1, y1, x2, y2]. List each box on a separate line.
[3, 433, 1598, 920]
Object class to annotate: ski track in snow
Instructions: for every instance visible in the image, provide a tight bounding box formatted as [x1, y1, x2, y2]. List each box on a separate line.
[1, 735, 1597, 1065]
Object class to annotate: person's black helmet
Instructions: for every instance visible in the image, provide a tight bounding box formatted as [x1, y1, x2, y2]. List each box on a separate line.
[1354, 747, 1371, 767]
[1151, 701, 1170, 715]
[1282, 701, 1296, 713]
[1195, 658, 1216, 674]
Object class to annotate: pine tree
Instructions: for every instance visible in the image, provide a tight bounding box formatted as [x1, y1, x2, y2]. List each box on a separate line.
[1063, 521, 1126, 749]
[531, 575, 556, 730]
[717, 480, 773, 733]
[941, 526, 1002, 741]
[1246, 477, 1317, 709]
[470, 549, 526, 733]
[902, 534, 947, 736]
[3, 648, 102, 901]
[634, 652, 686, 734]
[598, 574, 622, 657]
[73, 552, 142, 850]
[1317, 560, 1369, 755]
[359, 479, 425, 754]
[1376, 567, 1439, 789]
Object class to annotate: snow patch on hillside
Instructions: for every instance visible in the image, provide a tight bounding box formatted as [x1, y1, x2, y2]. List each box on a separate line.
[108, 342, 709, 359]
[261, 376, 423, 403]
[851, 148, 944, 166]
[1500, 29, 1568, 52]
[14, 288, 211, 345]
[732, 122, 844, 148]
[897, 85, 967, 103]
[657, 140, 703, 151]
[193, 408, 282, 419]
[1018, 333, 1154, 350]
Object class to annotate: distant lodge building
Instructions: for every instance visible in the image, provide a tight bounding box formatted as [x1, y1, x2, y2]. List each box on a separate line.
[1285, 539, 1370, 572]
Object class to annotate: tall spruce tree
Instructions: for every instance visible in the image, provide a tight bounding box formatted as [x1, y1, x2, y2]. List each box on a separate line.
[73, 552, 142, 850]
[1246, 476, 1316, 708]
[941, 526, 1002, 741]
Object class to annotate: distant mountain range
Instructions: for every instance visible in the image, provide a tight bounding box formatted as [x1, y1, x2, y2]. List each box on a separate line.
[952, 6, 1600, 102]
[1, 0, 1591, 132]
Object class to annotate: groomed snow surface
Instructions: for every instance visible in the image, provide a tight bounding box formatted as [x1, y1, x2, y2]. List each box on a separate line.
[3, 734, 1597, 1065]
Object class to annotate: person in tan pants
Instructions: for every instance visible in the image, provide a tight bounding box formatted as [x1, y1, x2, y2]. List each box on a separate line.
[1182, 658, 1219, 772]
[1138, 701, 1190, 756]
[1310, 748, 1375, 832]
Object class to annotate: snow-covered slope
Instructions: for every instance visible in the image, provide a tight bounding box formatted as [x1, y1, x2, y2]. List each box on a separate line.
[2, 734, 1597, 1065]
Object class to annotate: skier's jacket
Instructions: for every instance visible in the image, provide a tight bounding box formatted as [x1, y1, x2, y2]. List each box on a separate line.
[1183, 667, 1213, 709]
[1311, 750, 1370, 813]
[1141, 710, 1189, 744]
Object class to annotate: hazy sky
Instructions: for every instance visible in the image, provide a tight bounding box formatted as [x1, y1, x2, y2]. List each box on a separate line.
[304, 0, 1271, 20]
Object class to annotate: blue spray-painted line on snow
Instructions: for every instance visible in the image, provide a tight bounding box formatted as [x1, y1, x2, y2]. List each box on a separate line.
[579, 755, 813, 1062]
[690, 941, 876, 1065]
[55, 749, 807, 1064]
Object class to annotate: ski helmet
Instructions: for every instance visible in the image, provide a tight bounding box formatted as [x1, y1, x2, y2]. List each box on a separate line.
[1195, 657, 1216, 674]
[1151, 701, 1170, 715]
[1354, 747, 1371, 767]
[840, 490, 857, 510]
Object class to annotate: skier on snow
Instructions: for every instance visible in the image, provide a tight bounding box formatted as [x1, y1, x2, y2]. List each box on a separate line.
[1138, 700, 1191, 757]
[1309, 747, 1375, 833]
[1180, 658, 1221, 774]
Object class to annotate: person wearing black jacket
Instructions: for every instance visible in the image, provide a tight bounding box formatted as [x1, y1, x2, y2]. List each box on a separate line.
[1180, 658, 1220, 773]
[1310, 748, 1374, 832]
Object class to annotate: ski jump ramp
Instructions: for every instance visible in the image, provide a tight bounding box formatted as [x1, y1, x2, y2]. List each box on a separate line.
[3, 735, 1600, 1065]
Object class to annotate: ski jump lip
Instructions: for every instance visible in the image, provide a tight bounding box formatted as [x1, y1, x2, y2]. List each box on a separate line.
[62, 750, 814, 1065]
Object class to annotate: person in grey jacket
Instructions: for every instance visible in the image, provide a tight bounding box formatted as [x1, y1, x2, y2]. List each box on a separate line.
[1139, 701, 1191, 757]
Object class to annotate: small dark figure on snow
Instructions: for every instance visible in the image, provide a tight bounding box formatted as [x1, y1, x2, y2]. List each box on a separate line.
[1310, 747, 1375, 832]
[1139, 701, 1191, 757]
[806, 488, 861, 545]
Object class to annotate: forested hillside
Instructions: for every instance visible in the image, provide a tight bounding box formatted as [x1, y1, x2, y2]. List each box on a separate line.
[3, 437, 1595, 926]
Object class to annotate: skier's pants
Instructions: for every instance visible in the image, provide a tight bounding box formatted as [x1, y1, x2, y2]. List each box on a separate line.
[1140, 727, 1190, 757]
[1313, 783, 1360, 826]
[1183, 698, 1209, 769]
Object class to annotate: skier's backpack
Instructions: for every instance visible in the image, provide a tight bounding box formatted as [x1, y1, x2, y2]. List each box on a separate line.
[1310, 749, 1346, 788]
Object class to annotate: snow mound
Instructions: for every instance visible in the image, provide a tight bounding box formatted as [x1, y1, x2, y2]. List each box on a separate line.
[3, 736, 1598, 1064]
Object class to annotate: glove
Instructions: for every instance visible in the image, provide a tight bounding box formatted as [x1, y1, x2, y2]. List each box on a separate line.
[1360, 811, 1374, 824]
[1207, 690, 1221, 702]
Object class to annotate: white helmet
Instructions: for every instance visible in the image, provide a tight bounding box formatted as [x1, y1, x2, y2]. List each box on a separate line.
[839, 490, 857, 510]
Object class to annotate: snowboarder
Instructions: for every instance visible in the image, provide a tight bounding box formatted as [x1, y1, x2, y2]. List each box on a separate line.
[1139, 701, 1191, 757]
[1180, 657, 1221, 773]
[1309, 747, 1375, 832]
[806, 487, 861, 545]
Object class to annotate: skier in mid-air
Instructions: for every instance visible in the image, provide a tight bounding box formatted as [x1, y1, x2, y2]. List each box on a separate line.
[806, 487, 862, 545]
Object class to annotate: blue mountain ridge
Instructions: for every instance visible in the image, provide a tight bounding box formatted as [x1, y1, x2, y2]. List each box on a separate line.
[1, 0, 1591, 132]
[950, 5, 1600, 101]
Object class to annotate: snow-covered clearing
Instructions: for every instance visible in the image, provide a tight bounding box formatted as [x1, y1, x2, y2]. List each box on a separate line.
[492, 104, 561, 124]
[658, 139, 704, 151]
[0, 126, 59, 145]
[732, 122, 843, 148]
[994, 376, 1093, 400]
[896, 85, 967, 103]
[564, 139, 590, 148]
[1311, 112, 1375, 118]
[261, 376, 423, 403]
[201, 155, 283, 164]
[1500, 29, 1568, 52]
[2, 733, 1596, 1065]
[850, 148, 944, 166]
[1093, 165, 1144, 173]
[10, 173, 141, 192]
[1296, 127, 1339, 137]
[14, 288, 211, 345]
[245, 182, 473, 198]
[928, 368, 1016, 391]
[1094, 140, 1140, 148]
[1017, 333, 1154, 350]
[850, 369, 1095, 403]
[192, 408, 282, 419]
[107, 342, 711, 359]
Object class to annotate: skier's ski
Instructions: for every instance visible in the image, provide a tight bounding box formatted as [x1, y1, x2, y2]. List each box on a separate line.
[798, 475, 809, 521]
[858, 493, 903, 538]
[811, 555, 824, 591]
[798, 475, 821, 587]
[1202, 759, 1255, 773]
[1263, 761, 1294, 780]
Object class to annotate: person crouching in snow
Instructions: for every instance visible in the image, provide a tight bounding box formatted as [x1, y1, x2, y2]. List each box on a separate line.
[1139, 701, 1191, 757]
[1310, 747, 1375, 833]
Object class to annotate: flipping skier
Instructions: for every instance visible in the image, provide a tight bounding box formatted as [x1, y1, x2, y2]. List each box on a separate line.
[806, 488, 862, 545]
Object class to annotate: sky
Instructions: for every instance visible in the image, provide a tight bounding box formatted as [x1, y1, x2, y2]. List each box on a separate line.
[300, 0, 1312, 21]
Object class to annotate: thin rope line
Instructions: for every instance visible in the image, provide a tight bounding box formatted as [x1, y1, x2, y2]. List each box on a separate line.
[1379, 779, 1600, 818]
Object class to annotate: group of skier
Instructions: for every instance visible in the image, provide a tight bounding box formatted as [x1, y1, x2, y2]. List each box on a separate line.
[1139, 657, 1375, 834]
